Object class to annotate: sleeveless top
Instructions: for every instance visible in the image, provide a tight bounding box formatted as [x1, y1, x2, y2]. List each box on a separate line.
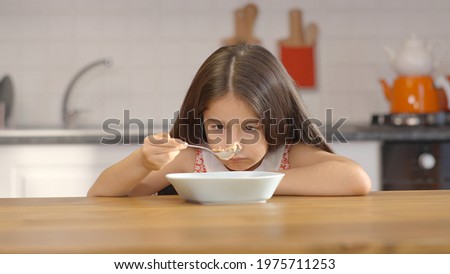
[157, 145, 290, 195]
[194, 145, 290, 172]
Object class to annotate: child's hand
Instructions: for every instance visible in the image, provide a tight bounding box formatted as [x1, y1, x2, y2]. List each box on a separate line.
[140, 133, 187, 171]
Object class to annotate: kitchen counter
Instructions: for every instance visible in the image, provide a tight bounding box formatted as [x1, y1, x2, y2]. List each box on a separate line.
[0, 124, 449, 144]
[0, 128, 148, 144]
[1, 190, 449, 253]
[329, 123, 450, 142]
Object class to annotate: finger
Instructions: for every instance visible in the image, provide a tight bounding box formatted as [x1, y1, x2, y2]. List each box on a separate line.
[150, 145, 186, 155]
[173, 138, 188, 146]
[144, 135, 187, 152]
[148, 132, 170, 143]
[145, 133, 181, 147]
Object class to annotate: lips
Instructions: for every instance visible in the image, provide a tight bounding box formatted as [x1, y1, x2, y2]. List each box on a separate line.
[226, 157, 246, 161]
[224, 157, 254, 170]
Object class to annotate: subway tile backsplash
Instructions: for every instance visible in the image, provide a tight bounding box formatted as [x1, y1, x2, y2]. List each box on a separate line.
[0, 0, 449, 128]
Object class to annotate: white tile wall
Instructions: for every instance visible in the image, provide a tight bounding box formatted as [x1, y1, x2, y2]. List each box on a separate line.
[0, 0, 450, 128]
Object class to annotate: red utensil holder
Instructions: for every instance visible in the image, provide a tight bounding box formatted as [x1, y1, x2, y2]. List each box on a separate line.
[280, 46, 315, 88]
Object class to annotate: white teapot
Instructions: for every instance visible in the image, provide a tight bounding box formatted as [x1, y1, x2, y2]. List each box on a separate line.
[384, 34, 438, 76]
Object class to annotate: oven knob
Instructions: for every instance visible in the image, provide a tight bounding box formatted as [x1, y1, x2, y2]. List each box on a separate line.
[418, 153, 436, 170]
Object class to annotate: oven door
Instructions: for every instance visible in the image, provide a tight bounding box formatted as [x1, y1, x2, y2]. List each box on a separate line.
[441, 142, 450, 188]
[382, 141, 450, 190]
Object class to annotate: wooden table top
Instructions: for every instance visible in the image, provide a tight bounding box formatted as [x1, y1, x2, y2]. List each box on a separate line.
[1, 190, 450, 254]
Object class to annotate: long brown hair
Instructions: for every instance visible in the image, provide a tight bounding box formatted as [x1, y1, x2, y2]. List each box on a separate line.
[170, 43, 332, 153]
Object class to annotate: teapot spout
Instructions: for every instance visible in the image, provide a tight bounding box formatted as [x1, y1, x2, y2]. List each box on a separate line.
[379, 79, 392, 102]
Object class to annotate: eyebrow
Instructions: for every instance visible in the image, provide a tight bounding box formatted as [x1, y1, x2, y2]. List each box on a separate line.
[244, 119, 260, 124]
[203, 118, 261, 126]
[204, 118, 223, 124]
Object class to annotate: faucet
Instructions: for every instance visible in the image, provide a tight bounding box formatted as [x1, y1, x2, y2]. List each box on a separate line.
[62, 58, 113, 128]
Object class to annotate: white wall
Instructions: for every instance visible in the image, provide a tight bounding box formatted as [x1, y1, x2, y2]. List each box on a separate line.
[1, 0, 449, 129]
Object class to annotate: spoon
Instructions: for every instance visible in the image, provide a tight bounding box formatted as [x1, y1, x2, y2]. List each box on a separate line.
[185, 142, 242, 160]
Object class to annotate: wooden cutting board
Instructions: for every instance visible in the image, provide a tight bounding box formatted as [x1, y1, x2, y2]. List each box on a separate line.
[223, 3, 260, 45]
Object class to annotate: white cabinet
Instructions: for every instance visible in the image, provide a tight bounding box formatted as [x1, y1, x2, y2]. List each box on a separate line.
[330, 141, 381, 191]
[0, 141, 382, 197]
[0, 144, 138, 198]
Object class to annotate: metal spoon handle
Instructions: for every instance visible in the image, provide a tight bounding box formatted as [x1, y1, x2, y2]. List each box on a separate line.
[185, 144, 214, 153]
[185, 144, 237, 160]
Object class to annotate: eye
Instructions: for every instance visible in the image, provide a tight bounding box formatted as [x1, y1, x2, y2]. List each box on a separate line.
[244, 124, 259, 131]
[208, 124, 224, 130]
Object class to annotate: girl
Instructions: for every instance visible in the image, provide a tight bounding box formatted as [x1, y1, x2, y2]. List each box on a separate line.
[88, 44, 371, 197]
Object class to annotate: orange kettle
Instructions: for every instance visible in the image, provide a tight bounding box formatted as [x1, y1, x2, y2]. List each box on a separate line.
[380, 76, 450, 113]
[380, 34, 450, 113]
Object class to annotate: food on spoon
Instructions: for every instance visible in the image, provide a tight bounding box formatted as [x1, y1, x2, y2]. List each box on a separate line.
[212, 142, 242, 153]
[212, 142, 242, 160]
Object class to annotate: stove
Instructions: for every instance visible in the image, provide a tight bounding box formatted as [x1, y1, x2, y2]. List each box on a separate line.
[382, 141, 450, 190]
[372, 112, 450, 126]
[372, 111, 450, 190]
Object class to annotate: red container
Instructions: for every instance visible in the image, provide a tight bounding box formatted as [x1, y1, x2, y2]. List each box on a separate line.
[280, 46, 315, 88]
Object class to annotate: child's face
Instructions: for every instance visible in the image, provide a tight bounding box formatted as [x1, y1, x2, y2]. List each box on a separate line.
[203, 92, 268, 171]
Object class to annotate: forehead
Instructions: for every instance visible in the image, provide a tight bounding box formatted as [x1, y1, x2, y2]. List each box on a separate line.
[203, 92, 259, 122]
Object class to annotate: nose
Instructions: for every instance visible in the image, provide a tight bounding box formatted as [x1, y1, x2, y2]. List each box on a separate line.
[226, 123, 242, 145]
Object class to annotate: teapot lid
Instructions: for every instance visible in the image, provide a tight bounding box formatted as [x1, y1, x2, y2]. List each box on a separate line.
[389, 33, 435, 76]
[403, 33, 425, 47]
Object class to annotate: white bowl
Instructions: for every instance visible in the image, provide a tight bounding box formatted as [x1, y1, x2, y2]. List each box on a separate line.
[165, 171, 284, 205]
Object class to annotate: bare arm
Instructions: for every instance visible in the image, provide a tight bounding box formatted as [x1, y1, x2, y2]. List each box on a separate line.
[127, 147, 196, 196]
[87, 133, 187, 197]
[275, 144, 372, 196]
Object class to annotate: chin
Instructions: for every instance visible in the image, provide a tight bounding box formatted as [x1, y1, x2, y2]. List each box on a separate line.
[225, 165, 248, 171]
[225, 161, 259, 171]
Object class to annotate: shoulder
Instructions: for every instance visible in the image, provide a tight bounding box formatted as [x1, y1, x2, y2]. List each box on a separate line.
[286, 143, 372, 195]
[287, 143, 349, 168]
